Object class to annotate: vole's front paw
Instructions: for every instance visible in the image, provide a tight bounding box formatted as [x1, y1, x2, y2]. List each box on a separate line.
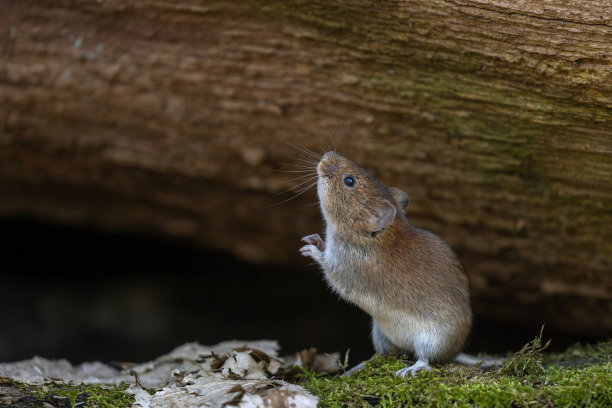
[301, 234, 325, 251]
[300, 244, 323, 264]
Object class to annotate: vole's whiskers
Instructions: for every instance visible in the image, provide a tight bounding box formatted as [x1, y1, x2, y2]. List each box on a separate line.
[331, 117, 340, 151]
[282, 161, 316, 169]
[270, 169, 314, 174]
[283, 173, 318, 183]
[266, 179, 318, 207]
[277, 166, 314, 173]
[269, 160, 316, 174]
[316, 130, 333, 153]
[294, 179, 319, 194]
[342, 119, 350, 153]
[292, 157, 318, 167]
[333, 118, 353, 154]
[267, 140, 321, 207]
[308, 123, 335, 154]
[275, 175, 318, 196]
[288, 143, 321, 161]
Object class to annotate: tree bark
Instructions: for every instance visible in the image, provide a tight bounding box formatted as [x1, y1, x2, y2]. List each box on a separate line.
[1, 0, 611, 335]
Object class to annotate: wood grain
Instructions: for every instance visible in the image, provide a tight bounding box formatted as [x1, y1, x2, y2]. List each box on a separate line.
[1, 0, 611, 334]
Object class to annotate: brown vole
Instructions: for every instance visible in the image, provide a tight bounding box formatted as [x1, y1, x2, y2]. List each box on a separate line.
[300, 151, 472, 378]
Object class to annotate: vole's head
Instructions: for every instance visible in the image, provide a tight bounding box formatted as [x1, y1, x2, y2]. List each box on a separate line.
[317, 151, 409, 237]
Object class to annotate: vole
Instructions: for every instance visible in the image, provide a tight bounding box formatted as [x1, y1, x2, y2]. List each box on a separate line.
[300, 151, 472, 378]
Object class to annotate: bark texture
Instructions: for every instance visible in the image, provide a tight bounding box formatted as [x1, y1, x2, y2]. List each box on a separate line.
[1, 1, 611, 335]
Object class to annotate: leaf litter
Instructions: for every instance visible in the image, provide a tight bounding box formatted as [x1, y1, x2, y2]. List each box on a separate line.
[0, 340, 342, 408]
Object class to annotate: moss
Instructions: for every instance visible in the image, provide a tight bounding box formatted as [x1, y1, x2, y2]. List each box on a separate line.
[498, 325, 550, 377]
[300, 338, 612, 408]
[26, 382, 135, 408]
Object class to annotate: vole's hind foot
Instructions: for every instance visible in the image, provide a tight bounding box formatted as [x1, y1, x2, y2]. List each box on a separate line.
[301, 234, 325, 251]
[395, 359, 430, 379]
[300, 244, 323, 264]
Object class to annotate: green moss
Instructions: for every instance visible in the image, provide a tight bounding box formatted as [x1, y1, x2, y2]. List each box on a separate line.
[498, 325, 550, 377]
[27, 382, 135, 408]
[300, 339, 612, 408]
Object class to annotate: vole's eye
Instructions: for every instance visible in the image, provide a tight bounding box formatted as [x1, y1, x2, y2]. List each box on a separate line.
[343, 175, 355, 187]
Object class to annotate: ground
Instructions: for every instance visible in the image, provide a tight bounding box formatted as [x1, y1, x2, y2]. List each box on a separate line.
[300, 336, 612, 407]
[1, 336, 610, 407]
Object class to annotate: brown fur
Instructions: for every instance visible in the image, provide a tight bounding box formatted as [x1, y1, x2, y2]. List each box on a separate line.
[302, 151, 472, 364]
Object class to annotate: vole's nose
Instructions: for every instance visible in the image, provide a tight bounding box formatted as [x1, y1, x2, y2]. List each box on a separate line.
[319, 163, 337, 178]
[322, 151, 338, 161]
[318, 151, 338, 178]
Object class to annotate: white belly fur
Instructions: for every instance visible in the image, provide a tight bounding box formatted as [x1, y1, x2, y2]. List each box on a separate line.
[347, 290, 451, 358]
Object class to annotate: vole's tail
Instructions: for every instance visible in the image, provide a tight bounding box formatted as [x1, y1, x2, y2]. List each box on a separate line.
[454, 352, 505, 368]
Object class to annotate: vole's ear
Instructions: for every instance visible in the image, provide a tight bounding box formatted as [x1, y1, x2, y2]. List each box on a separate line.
[365, 200, 396, 233]
[390, 187, 410, 210]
